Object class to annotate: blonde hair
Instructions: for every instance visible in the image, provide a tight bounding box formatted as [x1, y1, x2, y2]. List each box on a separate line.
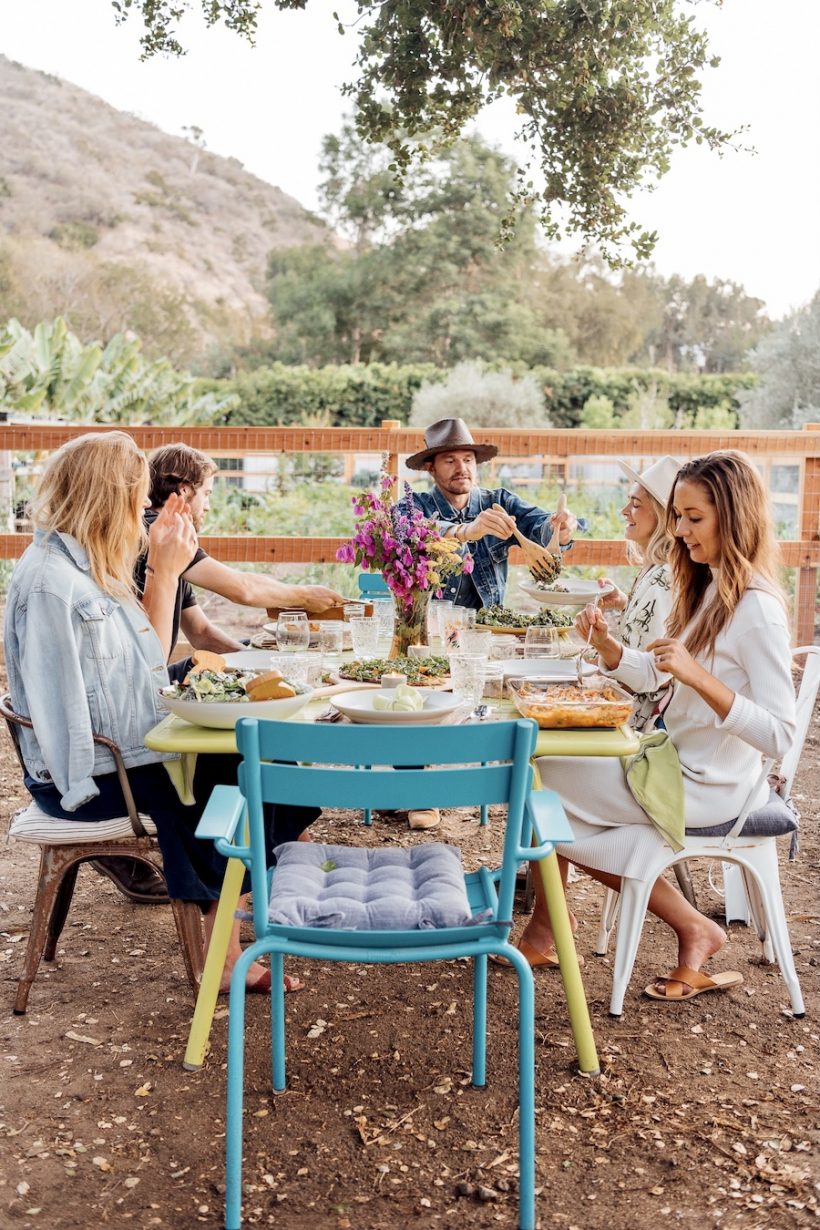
[30, 432, 149, 598]
[666, 450, 785, 658]
[625, 484, 675, 568]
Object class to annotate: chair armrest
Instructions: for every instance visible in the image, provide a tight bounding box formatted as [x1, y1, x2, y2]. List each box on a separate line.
[521, 789, 574, 860]
[195, 786, 248, 859]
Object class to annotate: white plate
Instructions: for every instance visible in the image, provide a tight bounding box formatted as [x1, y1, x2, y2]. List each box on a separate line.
[518, 578, 614, 607]
[331, 688, 463, 726]
[222, 650, 284, 671]
[160, 688, 313, 730]
[501, 658, 596, 680]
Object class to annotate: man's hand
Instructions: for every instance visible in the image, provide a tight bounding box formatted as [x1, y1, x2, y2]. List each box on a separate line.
[296, 586, 347, 614]
[550, 506, 578, 546]
[146, 493, 198, 577]
[465, 505, 518, 542]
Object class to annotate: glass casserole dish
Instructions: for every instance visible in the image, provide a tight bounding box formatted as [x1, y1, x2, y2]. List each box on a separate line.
[507, 676, 634, 729]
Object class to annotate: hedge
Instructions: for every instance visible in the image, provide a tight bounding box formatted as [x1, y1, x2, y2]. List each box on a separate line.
[206, 363, 759, 430]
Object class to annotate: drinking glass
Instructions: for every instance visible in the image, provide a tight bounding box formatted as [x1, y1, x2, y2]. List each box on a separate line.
[349, 615, 380, 659]
[524, 627, 560, 658]
[342, 602, 366, 622]
[281, 652, 312, 688]
[442, 606, 475, 651]
[447, 652, 488, 710]
[459, 628, 493, 656]
[428, 598, 453, 647]
[276, 610, 310, 654]
[317, 621, 344, 657]
[371, 595, 396, 647]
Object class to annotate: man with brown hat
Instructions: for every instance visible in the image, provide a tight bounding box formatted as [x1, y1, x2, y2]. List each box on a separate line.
[407, 418, 584, 610]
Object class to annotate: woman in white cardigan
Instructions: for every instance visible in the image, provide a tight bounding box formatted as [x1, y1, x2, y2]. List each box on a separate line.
[517, 451, 796, 1001]
[596, 455, 679, 730]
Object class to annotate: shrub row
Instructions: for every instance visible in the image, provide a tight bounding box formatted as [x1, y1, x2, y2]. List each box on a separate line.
[208, 362, 758, 430]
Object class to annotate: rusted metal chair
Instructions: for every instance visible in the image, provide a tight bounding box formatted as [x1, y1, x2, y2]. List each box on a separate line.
[1, 693, 204, 1014]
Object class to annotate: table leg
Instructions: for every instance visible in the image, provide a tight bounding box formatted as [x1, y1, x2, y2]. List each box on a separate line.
[183, 856, 246, 1071]
[535, 851, 600, 1076]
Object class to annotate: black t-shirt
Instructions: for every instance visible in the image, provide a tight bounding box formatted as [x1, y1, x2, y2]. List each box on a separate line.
[134, 509, 208, 658]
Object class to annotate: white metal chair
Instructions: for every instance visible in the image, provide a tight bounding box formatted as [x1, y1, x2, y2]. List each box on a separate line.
[594, 647, 819, 1017]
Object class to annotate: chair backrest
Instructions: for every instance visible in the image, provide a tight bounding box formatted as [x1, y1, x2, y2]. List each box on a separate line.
[235, 717, 538, 937]
[781, 646, 820, 795]
[357, 572, 390, 597]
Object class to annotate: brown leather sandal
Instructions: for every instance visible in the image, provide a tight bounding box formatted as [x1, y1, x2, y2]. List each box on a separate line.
[645, 965, 743, 1002]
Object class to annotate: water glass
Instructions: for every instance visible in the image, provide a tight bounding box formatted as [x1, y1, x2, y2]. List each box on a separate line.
[317, 621, 344, 657]
[276, 610, 310, 654]
[442, 606, 475, 651]
[459, 628, 493, 656]
[489, 637, 518, 661]
[447, 652, 488, 710]
[428, 598, 453, 646]
[371, 595, 396, 643]
[342, 602, 366, 622]
[524, 627, 560, 658]
[349, 615, 380, 659]
[280, 652, 312, 688]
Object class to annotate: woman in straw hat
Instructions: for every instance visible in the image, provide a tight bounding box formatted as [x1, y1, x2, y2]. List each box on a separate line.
[594, 455, 680, 730]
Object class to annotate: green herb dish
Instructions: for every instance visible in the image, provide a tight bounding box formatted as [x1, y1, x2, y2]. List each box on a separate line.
[476, 605, 574, 632]
[337, 656, 451, 685]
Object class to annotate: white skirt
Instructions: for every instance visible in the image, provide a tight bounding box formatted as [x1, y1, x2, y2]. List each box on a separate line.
[535, 754, 671, 881]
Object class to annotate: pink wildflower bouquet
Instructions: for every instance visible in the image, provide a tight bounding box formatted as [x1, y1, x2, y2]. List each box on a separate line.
[336, 477, 473, 609]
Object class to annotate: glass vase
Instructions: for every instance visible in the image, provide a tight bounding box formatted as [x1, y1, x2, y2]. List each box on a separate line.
[390, 588, 432, 658]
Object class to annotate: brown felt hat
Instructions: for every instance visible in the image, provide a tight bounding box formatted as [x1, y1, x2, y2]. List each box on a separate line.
[405, 418, 498, 470]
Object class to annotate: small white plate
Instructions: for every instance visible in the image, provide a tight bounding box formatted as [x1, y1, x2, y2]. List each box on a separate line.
[330, 688, 463, 725]
[160, 688, 313, 730]
[518, 578, 614, 607]
[222, 650, 284, 671]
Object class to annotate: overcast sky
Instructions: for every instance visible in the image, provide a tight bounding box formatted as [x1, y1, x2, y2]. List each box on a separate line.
[3, 0, 819, 319]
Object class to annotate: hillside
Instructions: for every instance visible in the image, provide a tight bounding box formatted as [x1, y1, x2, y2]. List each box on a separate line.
[0, 56, 328, 366]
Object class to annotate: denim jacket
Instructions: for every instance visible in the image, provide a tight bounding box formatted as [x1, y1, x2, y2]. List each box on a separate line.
[412, 486, 587, 609]
[3, 531, 173, 811]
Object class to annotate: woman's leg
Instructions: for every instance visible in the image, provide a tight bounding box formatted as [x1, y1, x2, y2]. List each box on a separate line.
[520, 856, 726, 972]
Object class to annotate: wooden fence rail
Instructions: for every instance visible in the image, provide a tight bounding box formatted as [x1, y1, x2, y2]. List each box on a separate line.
[1, 421, 818, 643]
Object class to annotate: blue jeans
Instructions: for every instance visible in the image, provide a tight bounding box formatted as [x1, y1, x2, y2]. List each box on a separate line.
[26, 754, 318, 906]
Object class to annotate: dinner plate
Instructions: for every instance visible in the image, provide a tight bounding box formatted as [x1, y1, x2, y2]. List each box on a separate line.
[223, 650, 284, 671]
[160, 688, 313, 730]
[330, 688, 463, 725]
[518, 578, 614, 607]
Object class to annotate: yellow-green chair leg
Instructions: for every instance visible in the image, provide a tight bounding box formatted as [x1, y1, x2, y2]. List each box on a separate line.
[183, 856, 246, 1071]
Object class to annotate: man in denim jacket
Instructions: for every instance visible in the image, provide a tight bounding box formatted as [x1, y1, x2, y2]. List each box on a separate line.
[408, 419, 584, 609]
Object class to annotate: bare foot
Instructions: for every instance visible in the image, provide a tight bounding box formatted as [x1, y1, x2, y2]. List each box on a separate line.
[676, 916, 727, 974]
[517, 909, 579, 959]
[218, 959, 301, 995]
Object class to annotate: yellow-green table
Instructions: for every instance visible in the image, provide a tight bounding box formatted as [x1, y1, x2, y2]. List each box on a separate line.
[145, 702, 639, 1074]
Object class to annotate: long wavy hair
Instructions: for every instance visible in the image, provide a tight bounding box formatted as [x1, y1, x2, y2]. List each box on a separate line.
[626, 485, 675, 568]
[30, 432, 148, 599]
[666, 450, 785, 657]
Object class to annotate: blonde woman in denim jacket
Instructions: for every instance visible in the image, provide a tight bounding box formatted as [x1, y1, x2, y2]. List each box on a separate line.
[4, 433, 315, 994]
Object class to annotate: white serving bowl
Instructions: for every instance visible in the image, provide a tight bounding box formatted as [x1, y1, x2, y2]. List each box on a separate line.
[518, 578, 614, 607]
[160, 688, 313, 730]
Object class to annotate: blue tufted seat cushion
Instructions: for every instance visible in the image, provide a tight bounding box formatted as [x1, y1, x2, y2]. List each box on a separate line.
[268, 841, 477, 930]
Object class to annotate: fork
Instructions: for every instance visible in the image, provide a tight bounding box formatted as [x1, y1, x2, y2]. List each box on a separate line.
[576, 596, 600, 689]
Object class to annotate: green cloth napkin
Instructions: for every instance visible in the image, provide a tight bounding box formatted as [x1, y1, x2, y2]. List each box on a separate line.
[621, 730, 685, 852]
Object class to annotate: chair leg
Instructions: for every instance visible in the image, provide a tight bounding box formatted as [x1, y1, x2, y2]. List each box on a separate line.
[226, 951, 253, 1230]
[515, 958, 537, 1230]
[43, 862, 80, 961]
[740, 848, 805, 1016]
[170, 900, 205, 993]
[594, 886, 620, 957]
[14, 846, 75, 1015]
[471, 954, 488, 1088]
[271, 951, 287, 1092]
[741, 869, 774, 960]
[672, 859, 698, 908]
[608, 877, 653, 1017]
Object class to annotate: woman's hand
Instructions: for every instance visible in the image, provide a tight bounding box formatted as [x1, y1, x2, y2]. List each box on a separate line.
[596, 577, 627, 611]
[575, 603, 623, 670]
[146, 493, 198, 577]
[646, 638, 703, 687]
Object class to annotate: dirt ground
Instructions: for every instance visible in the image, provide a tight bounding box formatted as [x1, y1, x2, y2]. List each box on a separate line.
[1, 594, 818, 1229]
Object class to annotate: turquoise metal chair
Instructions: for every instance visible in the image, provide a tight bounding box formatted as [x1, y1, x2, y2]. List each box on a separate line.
[197, 717, 574, 1230]
[357, 570, 390, 597]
